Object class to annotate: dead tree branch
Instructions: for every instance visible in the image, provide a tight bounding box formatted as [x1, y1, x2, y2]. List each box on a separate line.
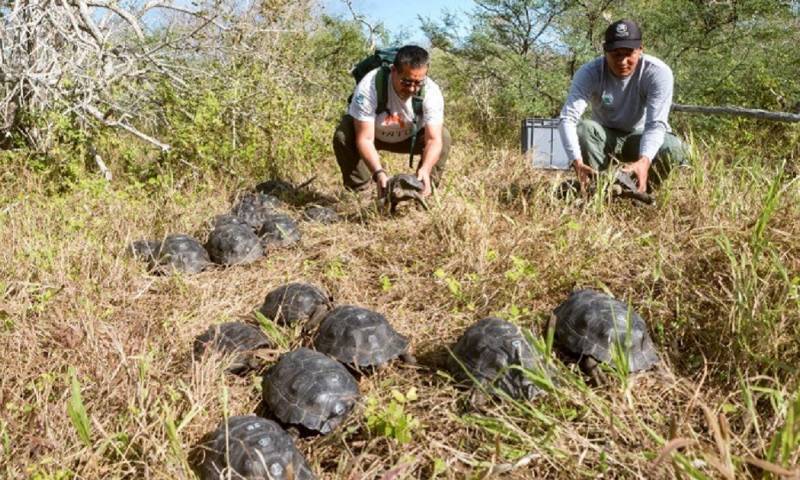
[672, 104, 800, 122]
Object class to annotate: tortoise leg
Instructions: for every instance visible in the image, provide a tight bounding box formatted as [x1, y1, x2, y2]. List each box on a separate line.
[468, 388, 491, 411]
[244, 354, 263, 373]
[411, 192, 429, 211]
[302, 305, 328, 335]
[580, 356, 604, 386]
[399, 352, 417, 365]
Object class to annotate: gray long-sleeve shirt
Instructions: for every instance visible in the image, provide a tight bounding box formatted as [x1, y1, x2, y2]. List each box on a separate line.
[558, 54, 674, 163]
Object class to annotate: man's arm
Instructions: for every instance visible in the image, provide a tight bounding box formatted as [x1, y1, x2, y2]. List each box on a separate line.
[558, 64, 594, 188]
[416, 122, 443, 196]
[354, 118, 388, 194]
[623, 62, 673, 192]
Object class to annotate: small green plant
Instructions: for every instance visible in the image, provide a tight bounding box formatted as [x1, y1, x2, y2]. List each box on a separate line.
[434, 268, 475, 310]
[429, 457, 447, 479]
[608, 304, 634, 386]
[498, 304, 531, 323]
[325, 258, 347, 279]
[767, 388, 800, 467]
[66, 367, 92, 447]
[28, 468, 74, 480]
[253, 311, 289, 349]
[379, 274, 393, 292]
[504, 255, 537, 282]
[434, 268, 462, 298]
[365, 388, 421, 445]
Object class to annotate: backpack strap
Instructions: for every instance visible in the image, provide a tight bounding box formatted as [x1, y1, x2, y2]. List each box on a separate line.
[376, 67, 427, 168]
[375, 66, 390, 115]
[408, 91, 425, 168]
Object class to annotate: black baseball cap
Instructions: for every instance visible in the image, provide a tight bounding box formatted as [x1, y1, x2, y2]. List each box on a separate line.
[603, 19, 642, 51]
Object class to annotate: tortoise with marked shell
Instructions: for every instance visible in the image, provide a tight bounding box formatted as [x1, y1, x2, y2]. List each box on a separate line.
[258, 214, 301, 247]
[190, 415, 315, 480]
[231, 192, 283, 230]
[261, 348, 359, 435]
[193, 322, 273, 374]
[130, 234, 211, 274]
[259, 283, 333, 327]
[553, 289, 659, 383]
[312, 305, 414, 369]
[449, 317, 548, 401]
[205, 215, 263, 266]
[385, 174, 428, 213]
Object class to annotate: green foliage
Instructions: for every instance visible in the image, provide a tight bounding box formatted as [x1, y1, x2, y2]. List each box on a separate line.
[379, 274, 393, 291]
[767, 389, 800, 466]
[364, 388, 422, 445]
[253, 311, 290, 349]
[66, 367, 92, 447]
[420, 0, 800, 152]
[504, 255, 537, 282]
[28, 468, 74, 480]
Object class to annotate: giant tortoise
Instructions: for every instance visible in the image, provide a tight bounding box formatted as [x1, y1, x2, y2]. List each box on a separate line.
[259, 283, 333, 327]
[129, 234, 211, 274]
[384, 173, 428, 213]
[449, 317, 548, 401]
[194, 322, 273, 374]
[190, 415, 315, 480]
[312, 305, 414, 369]
[205, 215, 263, 266]
[261, 348, 359, 435]
[553, 289, 660, 383]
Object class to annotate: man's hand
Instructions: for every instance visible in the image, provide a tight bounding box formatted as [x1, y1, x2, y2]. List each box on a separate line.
[375, 170, 389, 199]
[416, 167, 432, 197]
[572, 159, 596, 191]
[621, 156, 650, 193]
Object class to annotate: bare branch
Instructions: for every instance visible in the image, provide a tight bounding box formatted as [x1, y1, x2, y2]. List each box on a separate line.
[85, 0, 146, 42]
[342, 0, 378, 50]
[72, 0, 105, 49]
[82, 104, 171, 151]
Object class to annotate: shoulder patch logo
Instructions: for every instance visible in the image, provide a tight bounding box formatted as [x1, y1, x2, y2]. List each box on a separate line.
[354, 93, 366, 106]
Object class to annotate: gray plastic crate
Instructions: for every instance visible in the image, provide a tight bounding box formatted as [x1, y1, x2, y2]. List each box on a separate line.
[521, 118, 570, 170]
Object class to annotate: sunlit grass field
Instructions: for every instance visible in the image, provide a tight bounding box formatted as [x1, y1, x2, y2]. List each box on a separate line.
[1, 138, 798, 479]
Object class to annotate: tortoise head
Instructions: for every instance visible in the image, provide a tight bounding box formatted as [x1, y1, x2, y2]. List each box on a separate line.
[387, 174, 429, 212]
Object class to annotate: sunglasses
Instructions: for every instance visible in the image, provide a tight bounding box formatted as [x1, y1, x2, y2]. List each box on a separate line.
[400, 77, 426, 88]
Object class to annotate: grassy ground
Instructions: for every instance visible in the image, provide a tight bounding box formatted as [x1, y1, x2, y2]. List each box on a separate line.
[0, 139, 798, 479]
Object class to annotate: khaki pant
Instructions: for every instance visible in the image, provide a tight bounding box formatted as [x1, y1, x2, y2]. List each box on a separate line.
[332, 114, 451, 191]
[577, 119, 689, 187]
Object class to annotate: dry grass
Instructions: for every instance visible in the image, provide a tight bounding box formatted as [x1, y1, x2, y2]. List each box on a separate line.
[1, 141, 799, 479]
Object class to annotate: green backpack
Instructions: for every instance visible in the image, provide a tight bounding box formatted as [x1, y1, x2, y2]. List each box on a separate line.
[349, 47, 426, 167]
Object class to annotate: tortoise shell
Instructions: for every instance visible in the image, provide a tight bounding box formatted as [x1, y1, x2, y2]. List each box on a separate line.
[128, 239, 161, 260]
[190, 415, 315, 480]
[231, 192, 282, 230]
[553, 289, 659, 372]
[261, 348, 359, 435]
[313, 305, 409, 368]
[255, 179, 295, 198]
[303, 206, 340, 224]
[193, 322, 273, 374]
[259, 283, 332, 326]
[152, 234, 211, 274]
[449, 317, 547, 400]
[258, 214, 301, 247]
[205, 216, 263, 266]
